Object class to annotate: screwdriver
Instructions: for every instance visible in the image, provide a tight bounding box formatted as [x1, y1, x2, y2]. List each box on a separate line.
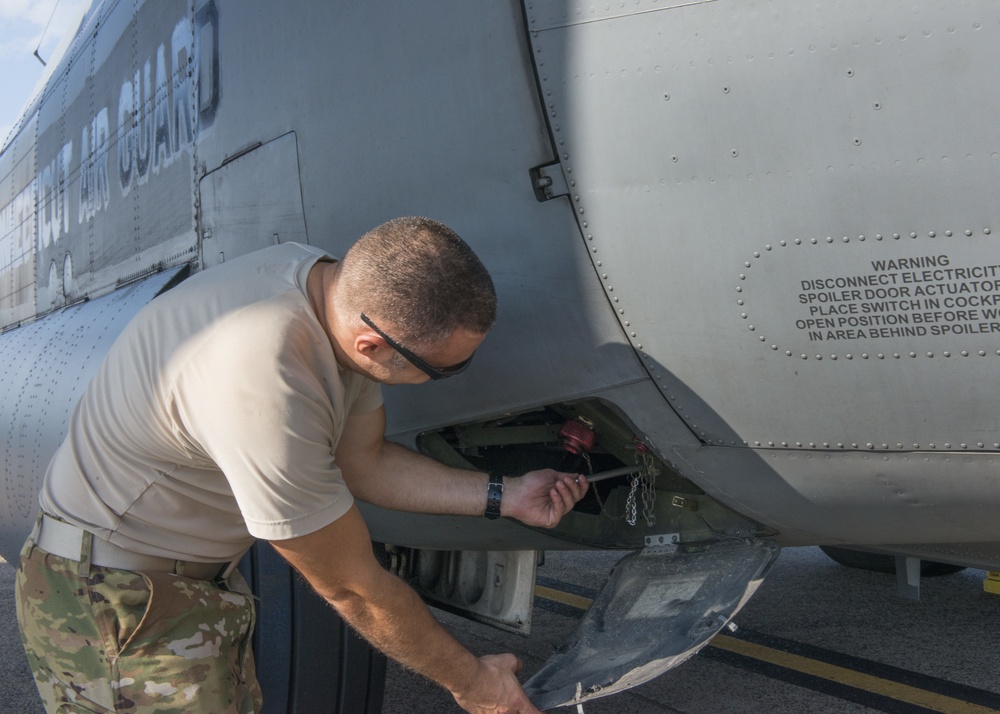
[574, 465, 641, 484]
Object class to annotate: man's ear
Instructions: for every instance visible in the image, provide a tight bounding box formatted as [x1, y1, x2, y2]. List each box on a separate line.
[354, 333, 388, 361]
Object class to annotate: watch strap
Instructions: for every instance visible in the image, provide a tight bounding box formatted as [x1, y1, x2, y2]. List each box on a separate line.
[484, 473, 503, 520]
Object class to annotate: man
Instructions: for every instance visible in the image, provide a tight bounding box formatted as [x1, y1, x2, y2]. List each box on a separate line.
[16, 217, 588, 714]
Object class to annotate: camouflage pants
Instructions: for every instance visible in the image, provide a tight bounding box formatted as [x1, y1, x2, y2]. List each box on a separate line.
[15, 531, 263, 713]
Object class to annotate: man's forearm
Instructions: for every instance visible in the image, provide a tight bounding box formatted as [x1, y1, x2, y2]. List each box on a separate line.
[345, 441, 489, 515]
[271, 511, 483, 697]
[324, 561, 482, 695]
[335, 407, 587, 528]
[345, 441, 588, 529]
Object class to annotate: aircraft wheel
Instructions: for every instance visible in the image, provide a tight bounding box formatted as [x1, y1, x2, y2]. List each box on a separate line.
[820, 546, 965, 577]
[240, 542, 387, 713]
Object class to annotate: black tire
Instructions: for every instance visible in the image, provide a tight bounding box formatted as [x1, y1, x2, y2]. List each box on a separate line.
[819, 546, 966, 577]
[240, 542, 387, 713]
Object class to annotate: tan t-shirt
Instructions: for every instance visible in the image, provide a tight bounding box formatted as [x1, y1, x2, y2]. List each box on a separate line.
[40, 243, 383, 561]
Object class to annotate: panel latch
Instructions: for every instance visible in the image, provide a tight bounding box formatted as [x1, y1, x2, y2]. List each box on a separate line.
[530, 161, 570, 202]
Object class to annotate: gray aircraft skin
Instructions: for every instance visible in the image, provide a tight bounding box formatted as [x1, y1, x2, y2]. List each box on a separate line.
[2, 0, 999, 710]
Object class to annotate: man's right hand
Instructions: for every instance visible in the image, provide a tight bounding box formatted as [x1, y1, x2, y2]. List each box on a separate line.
[451, 654, 541, 714]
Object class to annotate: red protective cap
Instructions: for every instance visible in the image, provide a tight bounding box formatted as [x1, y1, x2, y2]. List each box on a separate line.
[558, 420, 597, 454]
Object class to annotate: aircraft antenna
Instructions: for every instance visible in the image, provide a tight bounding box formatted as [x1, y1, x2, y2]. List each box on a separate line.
[33, 0, 63, 67]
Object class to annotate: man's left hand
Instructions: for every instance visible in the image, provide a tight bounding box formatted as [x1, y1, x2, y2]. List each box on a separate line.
[502, 469, 588, 528]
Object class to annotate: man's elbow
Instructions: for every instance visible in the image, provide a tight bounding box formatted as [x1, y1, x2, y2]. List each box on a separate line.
[309, 564, 391, 612]
[321, 585, 369, 619]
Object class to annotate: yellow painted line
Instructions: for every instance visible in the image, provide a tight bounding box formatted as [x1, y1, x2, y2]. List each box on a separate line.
[534, 584, 1000, 714]
[711, 634, 1000, 714]
[986, 572, 1000, 596]
[534, 584, 594, 612]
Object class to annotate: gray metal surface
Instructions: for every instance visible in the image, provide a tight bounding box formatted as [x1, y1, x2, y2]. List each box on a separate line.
[2, 0, 651, 432]
[515, 0, 1000, 555]
[0, 266, 185, 560]
[400, 548, 539, 636]
[199, 132, 307, 268]
[526, 0, 1000, 451]
[664, 444, 1000, 548]
[0, 110, 38, 326]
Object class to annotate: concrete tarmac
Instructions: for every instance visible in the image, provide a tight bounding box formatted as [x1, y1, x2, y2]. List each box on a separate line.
[3, 547, 999, 713]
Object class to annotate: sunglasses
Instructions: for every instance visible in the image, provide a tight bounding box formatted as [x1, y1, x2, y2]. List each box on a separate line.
[360, 313, 475, 380]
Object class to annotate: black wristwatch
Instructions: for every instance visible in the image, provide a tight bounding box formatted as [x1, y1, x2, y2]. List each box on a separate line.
[484, 473, 504, 520]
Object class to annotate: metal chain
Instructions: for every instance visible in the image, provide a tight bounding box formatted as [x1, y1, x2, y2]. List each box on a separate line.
[625, 469, 640, 526]
[588, 447, 659, 527]
[625, 447, 659, 527]
[640, 449, 660, 527]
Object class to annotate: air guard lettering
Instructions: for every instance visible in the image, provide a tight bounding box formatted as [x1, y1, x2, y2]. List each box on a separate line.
[117, 9, 218, 195]
[171, 19, 195, 155]
[118, 79, 134, 192]
[80, 108, 111, 224]
[136, 62, 153, 180]
[0, 1, 222, 322]
[153, 43, 172, 174]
